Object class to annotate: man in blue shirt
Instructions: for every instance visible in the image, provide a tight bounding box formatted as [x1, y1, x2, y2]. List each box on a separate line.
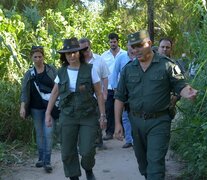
[111, 44, 134, 148]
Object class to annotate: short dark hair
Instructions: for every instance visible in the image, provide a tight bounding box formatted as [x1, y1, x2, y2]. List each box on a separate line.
[159, 38, 173, 46]
[108, 33, 119, 41]
[79, 38, 91, 47]
[30, 46, 44, 56]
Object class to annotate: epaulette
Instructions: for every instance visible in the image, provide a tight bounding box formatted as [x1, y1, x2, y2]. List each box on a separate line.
[126, 60, 133, 65]
[160, 56, 183, 75]
[160, 55, 176, 64]
[122, 60, 133, 69]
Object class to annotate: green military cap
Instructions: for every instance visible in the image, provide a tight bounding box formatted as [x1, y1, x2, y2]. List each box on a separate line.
[128, 30, 149, 45]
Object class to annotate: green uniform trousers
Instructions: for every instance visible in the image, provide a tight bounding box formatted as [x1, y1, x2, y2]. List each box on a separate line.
[129, 113, 171, 180]
[59, 110, 98, 178]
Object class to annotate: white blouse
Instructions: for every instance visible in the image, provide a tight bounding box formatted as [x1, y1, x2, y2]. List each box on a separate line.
[54, 66, 100, 92]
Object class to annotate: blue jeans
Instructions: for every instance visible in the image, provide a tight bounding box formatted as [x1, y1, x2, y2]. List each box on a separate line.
[122, 111, 133, 144]
[31, 108, 53, 165]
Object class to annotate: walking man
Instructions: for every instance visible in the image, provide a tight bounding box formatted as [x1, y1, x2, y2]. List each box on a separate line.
[101, 33, 126, 140]
[114, 30, 197, 180]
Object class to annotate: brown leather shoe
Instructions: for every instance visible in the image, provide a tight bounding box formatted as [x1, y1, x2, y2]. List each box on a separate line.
[102, 134, 113, 140]
[122, 143, 133, 148]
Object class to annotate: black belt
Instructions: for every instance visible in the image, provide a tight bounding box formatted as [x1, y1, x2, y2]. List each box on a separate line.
[132, 110, 168, 120]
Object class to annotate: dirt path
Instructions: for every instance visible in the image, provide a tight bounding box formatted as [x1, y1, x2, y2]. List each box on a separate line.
[1, 139, 183, 180]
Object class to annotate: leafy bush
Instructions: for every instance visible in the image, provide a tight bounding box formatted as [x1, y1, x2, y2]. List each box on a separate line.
[170, 26, 207, 179]
[0, 80, 33, 142]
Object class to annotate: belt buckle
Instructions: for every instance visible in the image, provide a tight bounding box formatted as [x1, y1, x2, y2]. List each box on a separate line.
[143, 112, 154, 120]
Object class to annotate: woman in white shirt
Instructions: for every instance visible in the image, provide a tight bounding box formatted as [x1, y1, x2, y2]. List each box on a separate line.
[45, 38, 106, 180]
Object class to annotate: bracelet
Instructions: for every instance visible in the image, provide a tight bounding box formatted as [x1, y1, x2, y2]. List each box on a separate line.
[100, 113, 106, 117]
[99, 116, 107, 123]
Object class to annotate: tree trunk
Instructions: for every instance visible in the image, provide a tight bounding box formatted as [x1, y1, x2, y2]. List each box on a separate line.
[102, 0, 119, 16]
[147, 0, 154, 43]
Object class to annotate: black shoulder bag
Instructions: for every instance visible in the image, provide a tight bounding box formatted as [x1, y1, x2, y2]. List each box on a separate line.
[31, 68, 60, 120]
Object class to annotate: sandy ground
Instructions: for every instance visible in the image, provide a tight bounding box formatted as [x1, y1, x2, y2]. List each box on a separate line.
[1, 139, 183, 180]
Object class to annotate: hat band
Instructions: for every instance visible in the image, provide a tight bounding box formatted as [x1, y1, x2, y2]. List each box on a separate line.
[62, 44, 80, 50]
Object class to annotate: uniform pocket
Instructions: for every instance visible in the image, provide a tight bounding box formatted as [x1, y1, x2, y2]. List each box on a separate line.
[58, 80, 68, 94]
[62, 106, 74, 115]
[149, 72, 167, 89]
[78, 77, 91, 92]
[150, 71, 167, 81]
[127, 75, 141, 89]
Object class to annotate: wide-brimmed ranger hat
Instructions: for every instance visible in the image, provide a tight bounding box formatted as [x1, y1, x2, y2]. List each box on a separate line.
[128, 30, 149, 46]
[57, 37, 88, 53]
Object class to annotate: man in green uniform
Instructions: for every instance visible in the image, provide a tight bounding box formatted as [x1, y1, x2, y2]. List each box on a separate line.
[114, 30, 197, 180]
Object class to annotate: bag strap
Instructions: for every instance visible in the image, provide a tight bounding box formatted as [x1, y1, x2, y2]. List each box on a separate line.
[30, 67, 51, 101]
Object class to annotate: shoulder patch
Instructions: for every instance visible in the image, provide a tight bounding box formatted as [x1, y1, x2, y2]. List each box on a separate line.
[173, 64, 182, 74]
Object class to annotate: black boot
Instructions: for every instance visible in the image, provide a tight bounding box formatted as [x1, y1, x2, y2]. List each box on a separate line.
[85, 170, 96, 180]
[44, 163, 53, 173]
[69, 176, 79, 180]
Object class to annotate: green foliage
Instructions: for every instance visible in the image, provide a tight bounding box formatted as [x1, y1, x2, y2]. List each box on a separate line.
[170, 3, 207, 177]
[0, 140, 36, 175]
[0, 10, 29, 81]
[153, 0, 201, 57]
[23, 6, 41, 30]
[0, 81, 33, 142]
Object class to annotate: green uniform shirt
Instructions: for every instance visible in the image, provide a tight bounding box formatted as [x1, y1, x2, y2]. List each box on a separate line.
[114, 52, 187, 113]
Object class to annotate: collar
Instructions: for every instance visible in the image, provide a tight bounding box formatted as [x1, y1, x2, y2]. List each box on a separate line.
[105, 48, 125, 55]
[132, 51, 160, 66]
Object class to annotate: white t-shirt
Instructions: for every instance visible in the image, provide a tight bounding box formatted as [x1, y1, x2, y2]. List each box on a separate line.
[54, 66, 100, 92]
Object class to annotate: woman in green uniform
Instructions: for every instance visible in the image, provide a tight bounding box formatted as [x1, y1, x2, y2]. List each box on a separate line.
[45, 38, 106, 180]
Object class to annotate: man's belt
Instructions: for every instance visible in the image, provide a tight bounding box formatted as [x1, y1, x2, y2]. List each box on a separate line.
[108, 89, 114, 91]
[132, 110, 168, 120]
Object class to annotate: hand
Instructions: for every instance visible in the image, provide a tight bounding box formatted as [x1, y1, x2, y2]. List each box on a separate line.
[45, 113, 53, 127]
[170, 95, 178, 107]
[180, 85, 198, 100]
[20, 107, 26, 119]
[114, 123, 124, 141]
[99, 116, 107, 130]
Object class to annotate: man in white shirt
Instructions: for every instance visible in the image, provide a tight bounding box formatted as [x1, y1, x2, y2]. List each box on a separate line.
[101, 33, 126, 140]
[79, 37, 110, 149]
